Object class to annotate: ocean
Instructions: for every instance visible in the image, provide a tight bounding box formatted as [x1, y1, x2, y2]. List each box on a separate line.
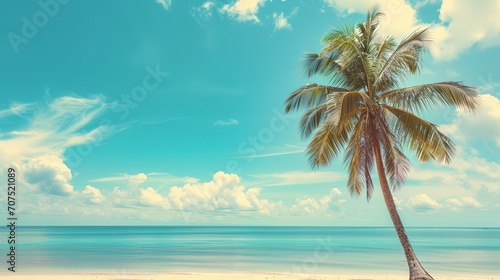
[3, 226, 499, 276]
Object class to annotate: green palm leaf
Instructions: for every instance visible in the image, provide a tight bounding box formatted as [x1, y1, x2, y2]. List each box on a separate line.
[378, 82, 480, 113]
[383, 106, 455, 164]
[284, 84, 348, 113]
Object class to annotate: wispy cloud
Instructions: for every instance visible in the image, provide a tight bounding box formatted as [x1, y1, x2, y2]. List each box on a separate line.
[214, 118, 239, 126]
[273, 12, 291, 30]
[0, 95, 119, 200]
[440, 94, 500, 147]
[0, 95, 114, 164]
[446, 196, 482, 211]
[221, 0, 266, 22]
[91, 173, 148, 186]
[202, 1, 215, 14]
[237, 149, 304, 158]
[236, 144, 305, 159]
[251, 170, 345, 187]
[0, 102, 33, 118]
[91, 172, 198, 187]
[156, 0, 172, 10]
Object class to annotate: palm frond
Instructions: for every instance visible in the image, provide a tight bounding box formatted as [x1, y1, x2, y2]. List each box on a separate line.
[322, 31, 374, 91]
[303, 50, 341, 78]
[372, 28, 432, 93]
[306, 121, 349, 168]
[284, 84, 348, 113]
[359, 6, 383, 53]
[378, 82, 481, 113]
[375, 36, 396, 60]
[343, 110, 375, 199]
[374, 109, 411, 190]
[299, 104, 327, 139]
[383, 106, 455, 164]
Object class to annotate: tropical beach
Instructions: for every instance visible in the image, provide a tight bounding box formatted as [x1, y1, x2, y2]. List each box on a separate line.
[1, 226, 499, 278]
[1, 0, 500, 279]
[2, 273, 499, 280]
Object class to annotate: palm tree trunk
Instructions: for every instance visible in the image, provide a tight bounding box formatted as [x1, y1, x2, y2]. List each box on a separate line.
[373, 143, 434, 280]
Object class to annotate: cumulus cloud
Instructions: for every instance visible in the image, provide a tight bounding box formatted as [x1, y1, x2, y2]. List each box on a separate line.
[432, 0, 500, 60]
[82, 185, 104, 204]
[141, 187, 170, 208]
[129, 173, 148, 186]
[291, 188, 345, 214]
[24, 155, 74, 196]
[323, 0, 500, 60]
[221, 0, 266, 22]
[441, 94, 500, 147]
[446, 196, 481, 210]
[156, 0, 172, 10]
[408, 194, 440, 213]
[168, 171, 280, 214]
[273, 12, 291, 30]
[323, 0, 423, 40]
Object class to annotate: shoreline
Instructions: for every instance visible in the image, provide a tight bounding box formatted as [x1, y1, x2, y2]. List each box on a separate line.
[0, 272, 498, 280]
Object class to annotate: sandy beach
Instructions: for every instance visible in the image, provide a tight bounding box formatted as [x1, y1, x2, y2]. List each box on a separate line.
[1, 273, 498, 280]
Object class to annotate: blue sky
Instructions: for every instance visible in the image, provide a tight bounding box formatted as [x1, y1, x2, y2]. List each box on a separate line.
[0, 0, 499, 226]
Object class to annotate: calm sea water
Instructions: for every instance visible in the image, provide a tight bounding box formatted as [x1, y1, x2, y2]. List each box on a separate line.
[3, 226, 499, 276]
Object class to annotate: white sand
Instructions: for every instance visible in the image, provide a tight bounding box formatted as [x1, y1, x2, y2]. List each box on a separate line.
[0, 273, 498, 280]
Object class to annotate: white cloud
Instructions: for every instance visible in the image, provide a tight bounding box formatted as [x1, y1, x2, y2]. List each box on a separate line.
[451, 151, 500, 181]
[291, 188, 345, 214]
[82, 185, 104, 204]
[273, 12, 291, 30]
[441, 94, 500, 147]
[141, 187, 170, 208]
[91, 173, 148, 186]
[129, 173, 148, 186]
[24, 155, 74, 196]
[446, 196, 481, 210]
[323, 0, 423, 40]
[214, 119, 239, 126]
[432, 0, 500, 60]
[0, 103, 33, 118]
[414, 0, 438, 10]
[168, 171, 280, 214]
[323, 0, 500, 60]
[92, 172, 198, 188]
[192, 1, 215, 20]
[156, 0, 172, 10]
[252, 170, 344, 186]
[203, 1, 215, 11]
[407, 194, 440, 213]
[221, 0, 266, 22]
[292, 197, 321, 214]
[0, 95, 112, 167]
[393, 196, 403, 210]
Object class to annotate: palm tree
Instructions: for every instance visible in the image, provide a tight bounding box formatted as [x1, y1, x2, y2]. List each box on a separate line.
[284, 8, 480, 280]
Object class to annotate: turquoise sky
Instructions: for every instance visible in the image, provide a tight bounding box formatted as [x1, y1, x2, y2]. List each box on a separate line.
[1, 0, 499, 226]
